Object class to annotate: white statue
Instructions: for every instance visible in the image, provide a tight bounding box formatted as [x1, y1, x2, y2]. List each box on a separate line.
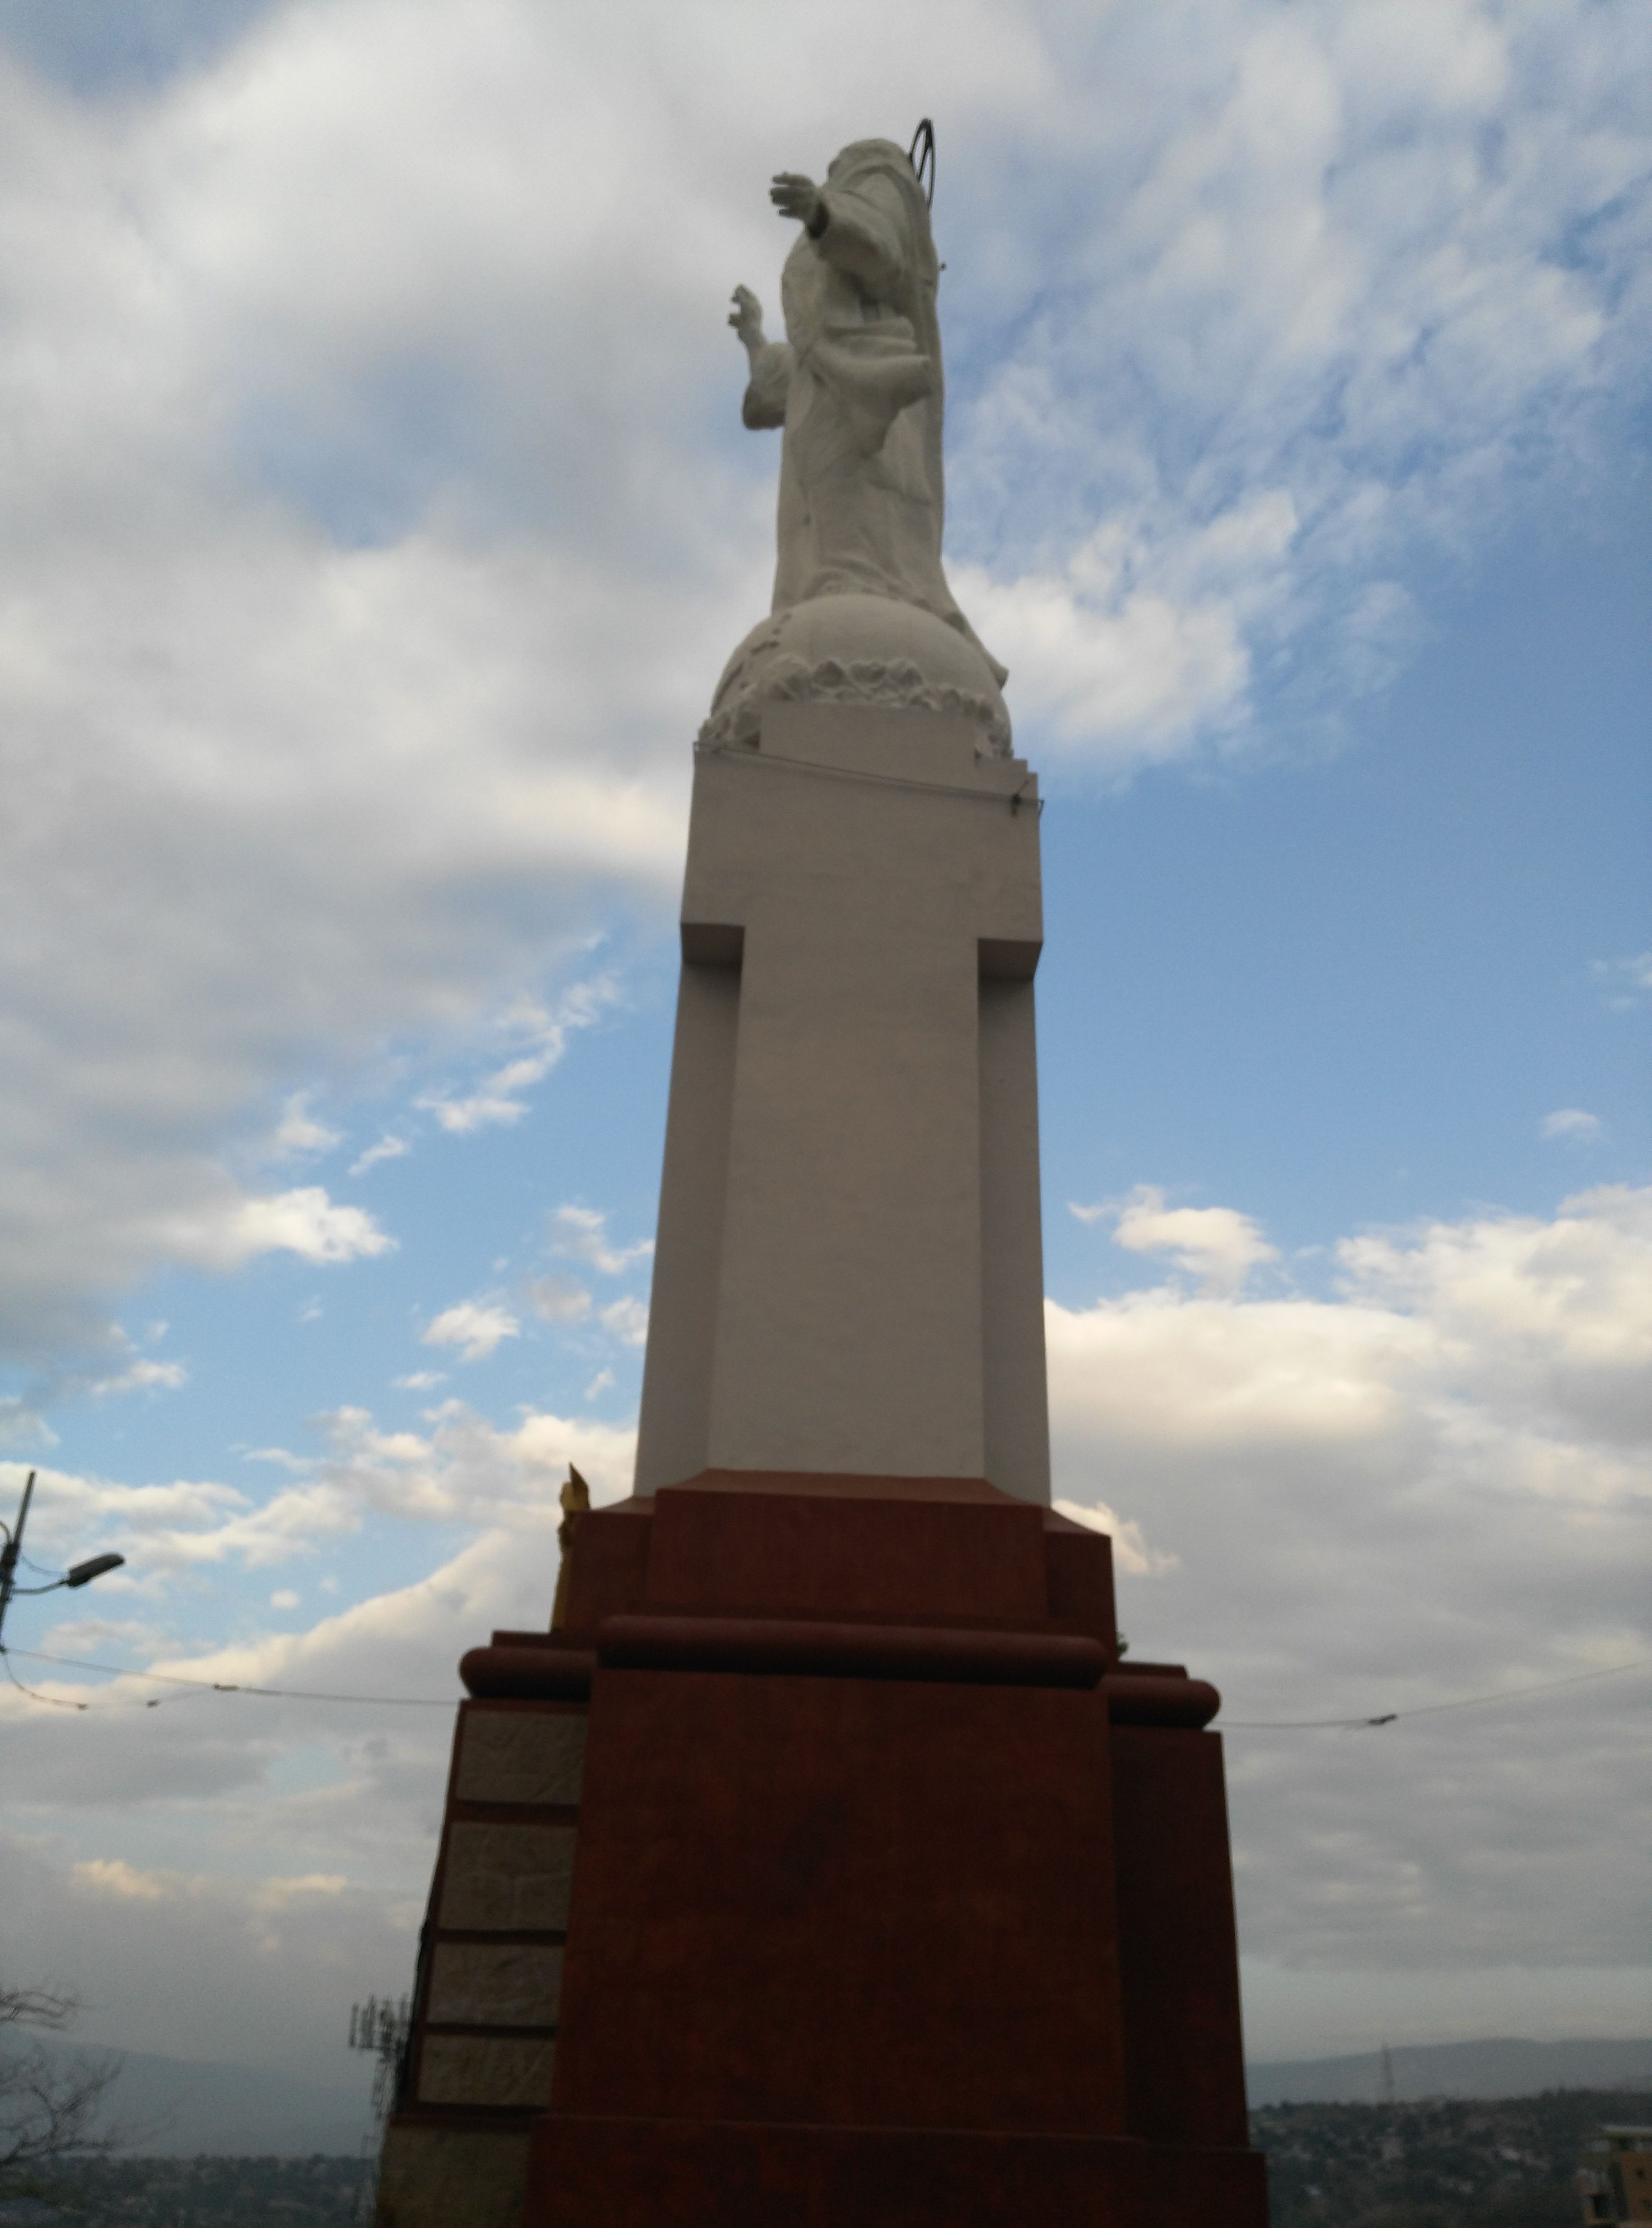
[708, 134, 1011, 755]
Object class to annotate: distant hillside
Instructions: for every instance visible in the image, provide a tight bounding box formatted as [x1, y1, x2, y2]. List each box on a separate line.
[16, 2033, 1651, 2160]
[29, 2035, 376, 2157]
[1248, 2036, 1652, 2107]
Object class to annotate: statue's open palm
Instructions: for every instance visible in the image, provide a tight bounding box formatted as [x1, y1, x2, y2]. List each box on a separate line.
[729, 285, 766, 352]
[769, 172, 822, 228]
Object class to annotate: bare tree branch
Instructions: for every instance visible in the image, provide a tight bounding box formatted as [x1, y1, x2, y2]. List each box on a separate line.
[0, 1986, 80, 2034]
[0, 1983, 124, 2195]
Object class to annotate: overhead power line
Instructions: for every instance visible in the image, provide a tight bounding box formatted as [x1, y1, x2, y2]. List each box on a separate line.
[2, 1641, 1647, 1726]
[1223, 1655, 1652, 1730]
[1, 1643, 456, 1709]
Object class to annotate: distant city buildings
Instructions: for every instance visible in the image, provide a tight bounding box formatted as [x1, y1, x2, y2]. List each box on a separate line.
[1576, 2125, 1652, 2224]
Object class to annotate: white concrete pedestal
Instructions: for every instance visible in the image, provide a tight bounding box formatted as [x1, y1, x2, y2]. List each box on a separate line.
[634, 701, 1050, 1503]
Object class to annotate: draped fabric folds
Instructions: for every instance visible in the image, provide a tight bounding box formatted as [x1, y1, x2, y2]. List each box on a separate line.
[742, 139, 1005, 685]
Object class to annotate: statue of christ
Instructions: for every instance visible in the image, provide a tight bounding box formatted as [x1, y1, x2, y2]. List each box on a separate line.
[730, 136, 1005, 684]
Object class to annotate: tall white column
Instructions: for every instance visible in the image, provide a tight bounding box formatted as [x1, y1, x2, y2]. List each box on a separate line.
[634, 700, 1050, 1503]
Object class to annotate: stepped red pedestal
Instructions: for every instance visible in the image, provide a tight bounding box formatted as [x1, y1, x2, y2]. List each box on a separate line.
[381, 1468, 1267, 2227]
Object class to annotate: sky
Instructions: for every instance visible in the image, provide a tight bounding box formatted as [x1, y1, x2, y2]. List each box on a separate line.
[1, 0, 1648, 2095]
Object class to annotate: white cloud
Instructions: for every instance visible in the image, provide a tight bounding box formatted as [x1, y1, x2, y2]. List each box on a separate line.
[225, 1189, 394, 1266]
[349, 1135, 409, 1177]
[524, 1275, 591, 1325]
[267, 1093, 342, 1161]
[1591, 953, 1652, 1009]
[959, 565, 1248, 758]
[954, 494, 1295, 757]
[1539, 1107, 1603, 1142]
[3, 1823, 412, 2080]
[550, 1204, 653, 1277]
[946, 0, 1647, 763]
[73, 1856, 166, 1902]
[4, 1183, 1648, 2070]
[420, 1299, 518, 1364]
[1051, 1284, 1428, 1454]
[89, 1356, 188, 1399]
[0, 1461, 248, 1575]
[0, 0, 1648, 2077]
[418, 981, 620, 1136]
[0, 1400, 635, 1585]
[392, 1370, 445, 1390]
[0, 0, 1645, 1368]
[597, 1296, 650, 1348]
[270, 1589, 299, 1611]
[159, 1188, 394, 1271]
[1074, 1184, 1279, 1292]
[1052, 1495, 1178, 1577]
[1047, 1182, 1651, 1981]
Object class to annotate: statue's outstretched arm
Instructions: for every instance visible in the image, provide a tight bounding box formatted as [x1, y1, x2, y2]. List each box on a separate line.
[772, 169, 904, 302]
[729, 285, 793, 430]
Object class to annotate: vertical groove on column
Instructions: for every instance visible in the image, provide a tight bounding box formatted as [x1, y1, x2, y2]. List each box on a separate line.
[634, 956, 743, 1495]
[978, 972, 1052, 1504]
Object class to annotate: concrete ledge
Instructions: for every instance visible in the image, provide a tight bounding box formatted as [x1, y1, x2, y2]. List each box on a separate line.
[977, 935, 1040, 978]
[681, 920, 744, 966]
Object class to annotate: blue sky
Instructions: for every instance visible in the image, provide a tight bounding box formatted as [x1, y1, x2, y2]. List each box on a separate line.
[1, 0, 1647, 2087]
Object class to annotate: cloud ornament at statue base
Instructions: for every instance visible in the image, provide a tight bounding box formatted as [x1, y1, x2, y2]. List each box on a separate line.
[701, 592, 1013, 756]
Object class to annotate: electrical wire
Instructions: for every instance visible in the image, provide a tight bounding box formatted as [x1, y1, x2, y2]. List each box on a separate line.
[3, 1646, 93, 1711]
[1, 1646, 215, 1711]
[1222, 1655, 1652, 1730]
[4, 1642, 1646, 1726]
[1, 1643, 456, 1709]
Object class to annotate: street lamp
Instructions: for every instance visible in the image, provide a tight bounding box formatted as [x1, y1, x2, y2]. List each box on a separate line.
[64, 1553, 127, 1587]
[0, 1471, 128, 1645]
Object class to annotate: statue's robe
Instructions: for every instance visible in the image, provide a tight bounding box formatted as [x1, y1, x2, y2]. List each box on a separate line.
[742, 139, 1005, 682]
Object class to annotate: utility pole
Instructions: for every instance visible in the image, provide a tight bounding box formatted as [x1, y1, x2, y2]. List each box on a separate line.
[0, 1470, 39, 1643]
[0, 1469, 127, 1647]
[1380, 2042, 1397, 2109]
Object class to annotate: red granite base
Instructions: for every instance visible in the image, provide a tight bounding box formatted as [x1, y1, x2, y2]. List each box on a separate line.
[526, 2114, 1268, 2227]
[553, 1666, 1124, 2132]
[446, 1470, 1264, 2228]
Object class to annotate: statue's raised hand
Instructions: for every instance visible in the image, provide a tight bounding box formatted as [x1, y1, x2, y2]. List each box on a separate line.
[769, 172, 823, 230]
[729, 285, 766, 353]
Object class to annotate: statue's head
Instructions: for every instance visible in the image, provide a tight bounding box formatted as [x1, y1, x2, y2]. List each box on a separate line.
[824, 138, 939, 288]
